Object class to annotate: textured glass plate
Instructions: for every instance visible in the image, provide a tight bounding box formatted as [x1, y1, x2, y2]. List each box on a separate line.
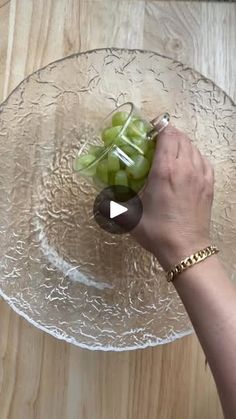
[0, 48, 235, 351]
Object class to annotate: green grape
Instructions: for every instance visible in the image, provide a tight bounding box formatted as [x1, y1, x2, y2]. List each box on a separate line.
[131, 137, 148, 155]
[96, 160, 109, 184]
[108, 172, 116, 186]
[112, 111, 129, 127]
[121, 144, 137, 157]
[120, 136, 148, 156]
[73, 154, 97, 176]
[93, 175, 107, 190]
[145, 146, 155, 164]
[107, 150, 120, 172]
[130, 177, 146, 193]
[127, 120, 147, 139]
[146, 121, 153, 133]
[126, 155, 150, 180]
[88, 145, 105, 157]
[102, 126, 123, 146]
[113, 146, 135, 169]
[147, 139, 156, 150]
[114, 170, 129, 187]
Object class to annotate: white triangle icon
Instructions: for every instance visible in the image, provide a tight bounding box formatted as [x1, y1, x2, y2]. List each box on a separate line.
[110, 201, 128, 219]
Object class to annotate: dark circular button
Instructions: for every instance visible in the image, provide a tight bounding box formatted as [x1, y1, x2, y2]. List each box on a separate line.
[93, 185, 143, 234]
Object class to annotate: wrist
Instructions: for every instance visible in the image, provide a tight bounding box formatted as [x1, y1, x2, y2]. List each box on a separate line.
[154, 238, 212, 271]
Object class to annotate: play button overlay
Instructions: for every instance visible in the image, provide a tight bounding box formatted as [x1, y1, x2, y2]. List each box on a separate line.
[110, 201, 128, 219]
[93, 185, 143, 234]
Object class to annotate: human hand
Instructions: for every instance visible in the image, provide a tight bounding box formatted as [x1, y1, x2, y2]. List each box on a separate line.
[133, 125, 215, 270]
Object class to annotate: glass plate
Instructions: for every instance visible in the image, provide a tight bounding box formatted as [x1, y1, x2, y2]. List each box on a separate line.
[0, 48, 235, 351]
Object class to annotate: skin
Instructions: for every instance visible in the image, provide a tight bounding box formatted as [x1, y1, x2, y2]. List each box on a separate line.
[134, 125, 236, 419]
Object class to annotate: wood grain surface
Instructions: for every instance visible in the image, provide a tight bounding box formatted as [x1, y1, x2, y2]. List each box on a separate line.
[0, 1, 235, 418]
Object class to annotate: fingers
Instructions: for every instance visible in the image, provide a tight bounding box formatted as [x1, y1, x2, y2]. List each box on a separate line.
[150, 125, 190, 181]
[153, 125, 196, 165]
[151, 124, 214, 183]
[177, 134, 193, 161]
[202, 155, 214, 183]
[152, 125, 180, 166]
[191, 145, 205, 175]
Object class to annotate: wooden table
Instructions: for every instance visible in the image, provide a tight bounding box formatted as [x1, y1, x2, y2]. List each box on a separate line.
[0, 1, 235, 418]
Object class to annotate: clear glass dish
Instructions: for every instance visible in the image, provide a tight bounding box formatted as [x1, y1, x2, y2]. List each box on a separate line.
[0, 48, 235, 351]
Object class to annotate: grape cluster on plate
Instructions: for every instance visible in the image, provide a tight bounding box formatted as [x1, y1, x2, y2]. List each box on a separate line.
[73, 111, 156, 193]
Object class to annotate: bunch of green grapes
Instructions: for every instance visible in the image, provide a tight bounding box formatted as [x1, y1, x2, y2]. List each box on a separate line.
[73, 111, 156, 193]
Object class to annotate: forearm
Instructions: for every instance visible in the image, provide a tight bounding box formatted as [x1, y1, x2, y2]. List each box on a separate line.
[172, 255, 236, 419]
[135, 124, 234, 416]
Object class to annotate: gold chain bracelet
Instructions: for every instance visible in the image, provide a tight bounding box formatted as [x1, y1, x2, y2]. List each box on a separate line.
[166, 245, 219, 282]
